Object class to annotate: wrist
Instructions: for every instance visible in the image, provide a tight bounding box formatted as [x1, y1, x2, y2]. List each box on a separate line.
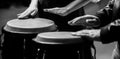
[93, 29, 101, 41]
[29, 0, 38, 7]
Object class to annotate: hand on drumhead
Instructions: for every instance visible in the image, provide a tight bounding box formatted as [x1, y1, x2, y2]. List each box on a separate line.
[68, 15, 100, 27]
[71, 29, 101, 41]
[17, 6, 38, 19]
[44, 7, 69, 16]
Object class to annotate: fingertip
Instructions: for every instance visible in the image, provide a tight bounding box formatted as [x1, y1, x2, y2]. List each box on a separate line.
[31, 12, 35, 16]
[71, 32, 78, 36]
[68, 21, 74, 25]
[18, 16, 23, 19]
[43, 9, 48, 12]
[68, 21, 71, 24]
[18, 15, 27, 19]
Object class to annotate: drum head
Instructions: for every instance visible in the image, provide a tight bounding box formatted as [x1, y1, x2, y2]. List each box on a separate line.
[34, 32, 82, 44]
[4, 18, 57, 34]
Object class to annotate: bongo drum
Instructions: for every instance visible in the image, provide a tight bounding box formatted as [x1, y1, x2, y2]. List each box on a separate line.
[33, 32, 84, 59]
[2, 18, 57, 59]
[34, 32, 82, 44]
[4, 18, 57, 34]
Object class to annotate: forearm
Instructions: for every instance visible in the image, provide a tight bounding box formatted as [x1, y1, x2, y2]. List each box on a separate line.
[64, 0, 90, 14]
[100, 23, 119, 44]
[29, 0, 39, 7]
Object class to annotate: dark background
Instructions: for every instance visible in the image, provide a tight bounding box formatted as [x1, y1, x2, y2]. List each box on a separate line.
[0, 0, 115, 59]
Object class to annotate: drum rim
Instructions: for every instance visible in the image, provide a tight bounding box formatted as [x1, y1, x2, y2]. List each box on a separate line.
[33, 38, 82, 45]
[3, 25, 57, 34]
[6, 18, 55, 28]
[33, 38, 63, 45]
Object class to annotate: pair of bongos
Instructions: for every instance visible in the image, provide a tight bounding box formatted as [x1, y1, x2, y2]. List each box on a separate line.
[3, 18, 83, 59]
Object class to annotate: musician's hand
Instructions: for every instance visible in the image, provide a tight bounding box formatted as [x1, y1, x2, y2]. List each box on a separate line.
[17, 6, 38, 19]
[71, 29, 101, 40]
[68, 15, 100, 27]
[44, 7, 69, 16]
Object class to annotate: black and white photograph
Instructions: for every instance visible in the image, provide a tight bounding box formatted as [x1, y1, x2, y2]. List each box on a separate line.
[0, 0, 118, 59]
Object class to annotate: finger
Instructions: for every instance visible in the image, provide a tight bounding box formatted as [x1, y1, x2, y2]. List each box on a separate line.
[31, 10, 38, 16]
[71, 32, 80, 36]
[44, 9, 54, 12]
[18, 10, 33, 18]
[59, 11, 69, 16]
[71, 32, 89, 36]
[68, 20, 75, 25]
[68, 19, 80, 25]
[49, 9, 58, 14]
[23, 10, 33, 17]
[57, 10, 67, 16]
[44, 8, 59, 14]
[43, 9, 49, 12]
[18, 11, 29, 18]
[17, 13, 22, 16]
[68, 17, 82, 25]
